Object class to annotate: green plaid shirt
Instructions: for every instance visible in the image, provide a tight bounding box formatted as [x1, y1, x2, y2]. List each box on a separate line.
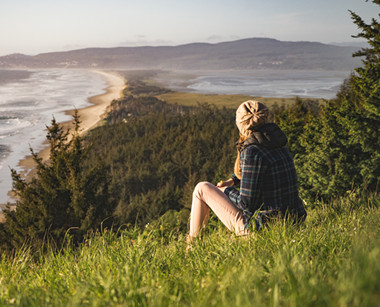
[225, 144, 306, 222]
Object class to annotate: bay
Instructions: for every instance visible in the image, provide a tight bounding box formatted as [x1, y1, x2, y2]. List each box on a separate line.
[176, 70, 351, 99]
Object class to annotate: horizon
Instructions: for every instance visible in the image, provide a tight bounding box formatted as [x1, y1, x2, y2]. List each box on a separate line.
[0, 0, 378, 57]
[1, 36, 368, 57]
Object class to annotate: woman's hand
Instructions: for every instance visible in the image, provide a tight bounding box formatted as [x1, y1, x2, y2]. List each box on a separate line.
[216, 178, 234, 188]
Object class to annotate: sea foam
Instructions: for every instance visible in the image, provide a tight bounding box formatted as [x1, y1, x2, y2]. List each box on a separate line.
[0, 69, 107, 205]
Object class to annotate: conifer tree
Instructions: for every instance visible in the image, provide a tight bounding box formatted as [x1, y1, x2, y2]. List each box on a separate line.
[297, 0, 380, 200]
[348, 0, 380, 189]
[0, 112, 115, 253]
[272, 97, 319, 157]
[350, 0, 380, 118]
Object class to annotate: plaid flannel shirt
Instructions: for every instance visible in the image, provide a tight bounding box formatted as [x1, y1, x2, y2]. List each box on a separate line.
[224, 144, 306, 226]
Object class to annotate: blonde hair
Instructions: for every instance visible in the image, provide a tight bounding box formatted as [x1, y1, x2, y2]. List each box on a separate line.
[234, 134, 248, 180]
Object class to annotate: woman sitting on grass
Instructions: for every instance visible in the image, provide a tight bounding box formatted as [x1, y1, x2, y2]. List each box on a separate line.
[188, 100, 307, 242]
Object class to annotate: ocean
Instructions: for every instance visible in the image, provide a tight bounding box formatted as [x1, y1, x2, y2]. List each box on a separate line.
[0, 68, 350, 205]
[182, 70, 350, 99]
[0, 69, 107, 205]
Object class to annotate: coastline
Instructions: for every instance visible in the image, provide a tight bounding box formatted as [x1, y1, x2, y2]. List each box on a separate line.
[2, 70, 126, 213]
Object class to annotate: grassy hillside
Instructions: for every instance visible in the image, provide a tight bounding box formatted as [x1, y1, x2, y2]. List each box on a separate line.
[0, 191, 378, 306]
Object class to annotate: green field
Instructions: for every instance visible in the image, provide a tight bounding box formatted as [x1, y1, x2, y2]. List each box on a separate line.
[157, 91, 322, 109]
[0, 191, 378, 306]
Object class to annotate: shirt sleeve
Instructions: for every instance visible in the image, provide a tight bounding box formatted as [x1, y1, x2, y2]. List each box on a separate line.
[231, 173, 240, 185]
[224, 147, 266, 213]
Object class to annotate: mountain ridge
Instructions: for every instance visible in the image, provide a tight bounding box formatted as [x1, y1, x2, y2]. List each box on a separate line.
[0, 37, 361, 71]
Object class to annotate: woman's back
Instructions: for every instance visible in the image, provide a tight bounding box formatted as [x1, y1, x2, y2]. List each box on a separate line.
[242, 144, 305, 217]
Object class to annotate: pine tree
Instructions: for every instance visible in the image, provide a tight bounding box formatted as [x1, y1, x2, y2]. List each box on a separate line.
[350, 0, 380, 118]
[297, 93, 365, 200]
[0, 112, 115, 253]
[272, 97, 320, 157]
[348, 0, 380, 189]
[297, 0, 380, 200]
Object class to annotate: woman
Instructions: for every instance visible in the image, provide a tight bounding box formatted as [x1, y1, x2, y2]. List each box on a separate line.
[188, 100, 307, 241]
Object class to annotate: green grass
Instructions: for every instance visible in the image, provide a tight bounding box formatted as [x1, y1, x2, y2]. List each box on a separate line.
[0, 191, 379, 306]
[156, 91, 323, 109]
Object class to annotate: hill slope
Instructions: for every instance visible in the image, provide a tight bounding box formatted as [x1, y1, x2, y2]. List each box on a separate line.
[0, 38, 361, 70]
[0, 191, 378, 306]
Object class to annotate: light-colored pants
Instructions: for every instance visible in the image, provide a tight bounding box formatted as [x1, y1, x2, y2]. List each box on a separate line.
[189, 182, 249, 237]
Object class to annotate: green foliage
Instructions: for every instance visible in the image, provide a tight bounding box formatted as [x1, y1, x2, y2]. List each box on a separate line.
[272, 97, 320, 156]
[295, 2, 380, 200]
[123, 79, 171, 96]
[106, 94, 186, 125]
[85, 96, 238, 228]
[0, 112, 116, 254]
[0, 191, 378, 306]
[296, 90, 367, 199]
[350, 0, 380, 118]
[349, 0, 380, 185]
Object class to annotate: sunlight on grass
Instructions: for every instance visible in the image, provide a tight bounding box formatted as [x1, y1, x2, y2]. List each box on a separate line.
[0, 192, 378, 306]
[156, 91, 322, 109]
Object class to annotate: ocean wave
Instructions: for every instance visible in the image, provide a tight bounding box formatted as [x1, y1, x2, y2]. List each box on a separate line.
[0, 117, 32, 137]
[0, 69, 107, 204]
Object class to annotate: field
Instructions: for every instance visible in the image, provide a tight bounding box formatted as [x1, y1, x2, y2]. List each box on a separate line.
[156, 91, 322, 109]
[0, 191, 378, 306]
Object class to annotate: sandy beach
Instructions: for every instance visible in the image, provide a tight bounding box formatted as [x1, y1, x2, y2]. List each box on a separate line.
[22, 70, 125, 164]
[2, 70, 125, 212]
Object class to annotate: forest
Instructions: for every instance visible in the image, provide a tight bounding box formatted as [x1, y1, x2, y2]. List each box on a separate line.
[0, 2, 378, 255]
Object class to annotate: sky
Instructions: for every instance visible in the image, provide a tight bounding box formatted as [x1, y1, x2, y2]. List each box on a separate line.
[0, 0, 378, 56]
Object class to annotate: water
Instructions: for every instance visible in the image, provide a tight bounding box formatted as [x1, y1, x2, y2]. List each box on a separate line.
[183, 70, 351, 99]
[0, 69, 107, 205]
[0, 68, 350, 205]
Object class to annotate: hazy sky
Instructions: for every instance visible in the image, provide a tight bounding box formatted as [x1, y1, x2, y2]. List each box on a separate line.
[0, 0, 378, 56]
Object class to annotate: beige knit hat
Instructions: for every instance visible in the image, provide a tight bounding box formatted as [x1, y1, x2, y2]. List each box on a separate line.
[236, 100, 269, 137]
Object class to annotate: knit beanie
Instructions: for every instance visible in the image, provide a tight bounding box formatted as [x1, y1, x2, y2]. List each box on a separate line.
[235, 100, 269, 137]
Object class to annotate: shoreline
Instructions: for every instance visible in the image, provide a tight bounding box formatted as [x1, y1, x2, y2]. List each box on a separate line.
[2, 70, 126, 211]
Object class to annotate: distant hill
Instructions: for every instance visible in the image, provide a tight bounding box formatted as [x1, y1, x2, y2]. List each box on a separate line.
[330, 41, 368, 48]
[0, 38, 361, 70]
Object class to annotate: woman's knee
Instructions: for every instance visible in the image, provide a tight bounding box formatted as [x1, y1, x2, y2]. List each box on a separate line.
[193, 181, 213, 198]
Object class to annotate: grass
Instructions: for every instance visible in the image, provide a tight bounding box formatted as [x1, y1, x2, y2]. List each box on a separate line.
[156, 91, 323, 109]
[0, 191, 378, 306]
